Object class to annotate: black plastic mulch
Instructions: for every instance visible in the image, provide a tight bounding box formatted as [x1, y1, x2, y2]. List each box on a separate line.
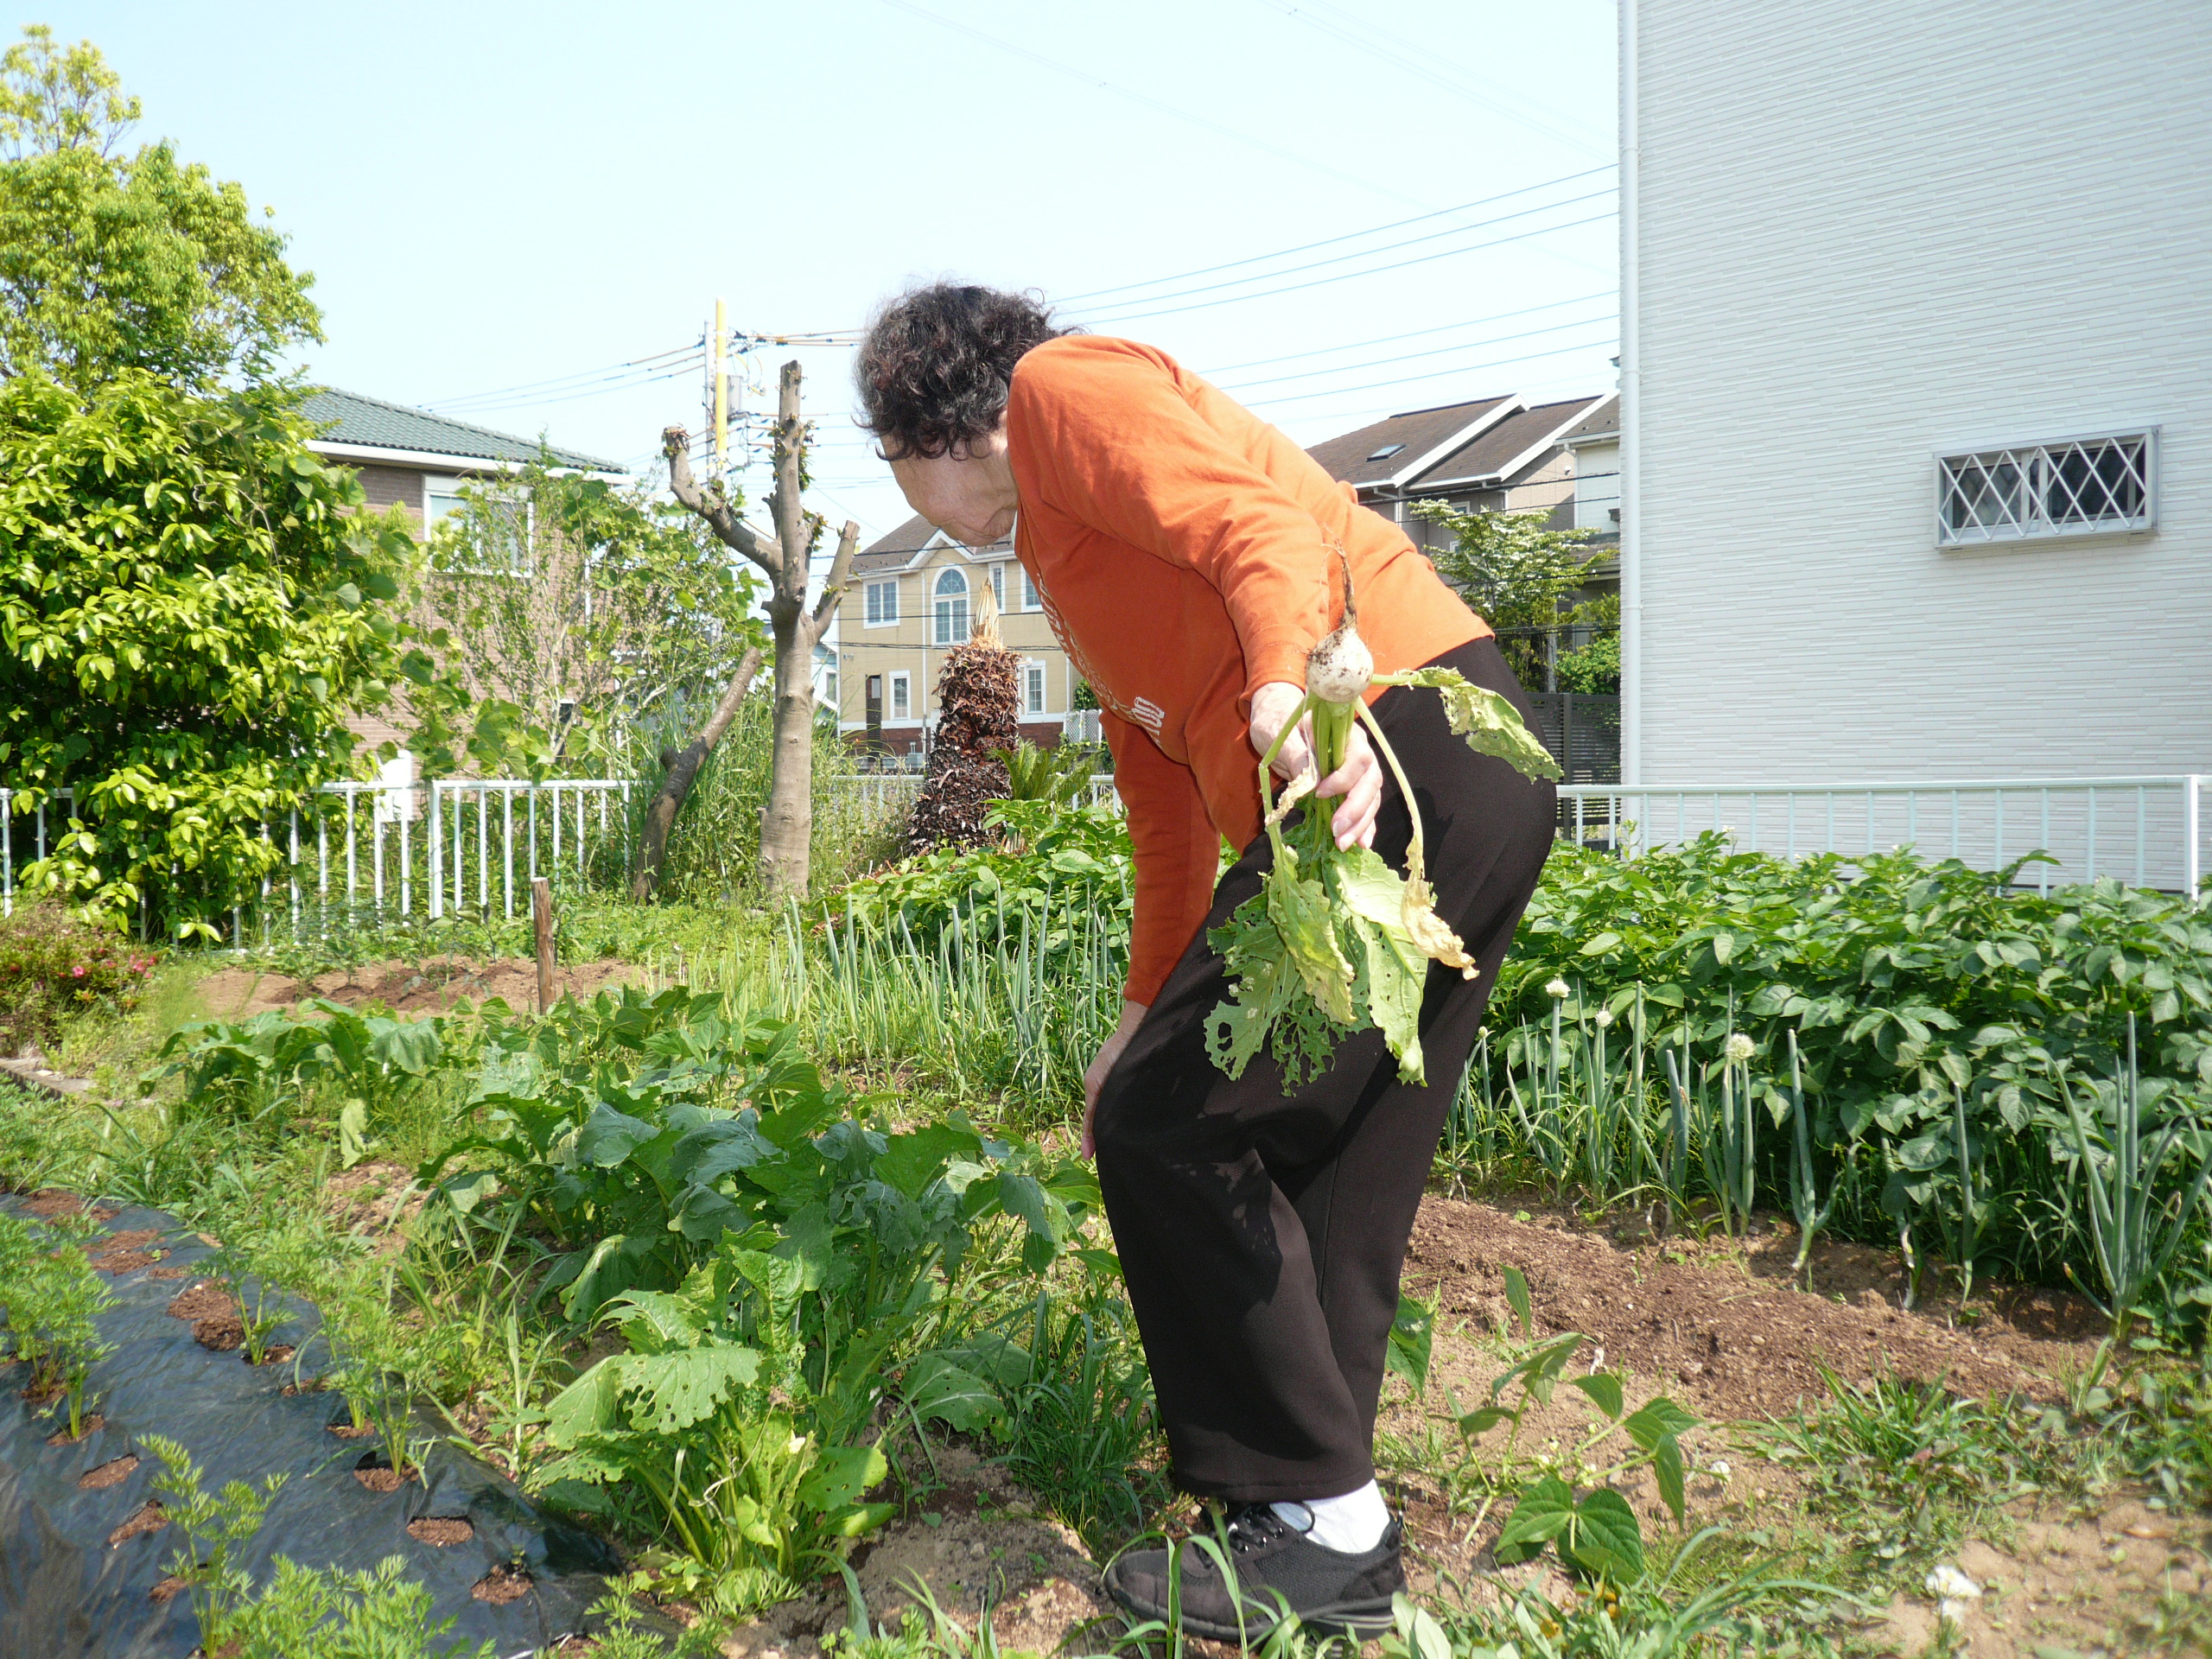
[0, 1196, 626, 1658]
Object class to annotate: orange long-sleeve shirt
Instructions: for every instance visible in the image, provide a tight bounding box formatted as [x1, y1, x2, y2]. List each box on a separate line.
[1005, 335, 1489, 1005]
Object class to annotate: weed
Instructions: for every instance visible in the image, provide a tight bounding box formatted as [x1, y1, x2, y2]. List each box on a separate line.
[1750, 1364, 2068, 1570]
[988, 1274, 1172, 1554]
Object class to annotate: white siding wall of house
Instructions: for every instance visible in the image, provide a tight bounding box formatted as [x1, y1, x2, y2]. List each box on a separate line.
[1630, 0, 2212, 785]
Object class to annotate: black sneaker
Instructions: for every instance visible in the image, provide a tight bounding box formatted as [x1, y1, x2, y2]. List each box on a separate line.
[1103, 1504, 1404, 1642]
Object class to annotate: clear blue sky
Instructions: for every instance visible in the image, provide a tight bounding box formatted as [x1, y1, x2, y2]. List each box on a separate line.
[49, 1, 1618, 547]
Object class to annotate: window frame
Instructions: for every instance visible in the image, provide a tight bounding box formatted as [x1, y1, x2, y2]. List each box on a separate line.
[424, 474, 533, 577]
[1935, 427, 2158, 548]
[932, 566, 970, 645]
[889, 671, 912, 721]
[864, 577, 900, 627]
[1020, 567, 1041, 612]
[1021, 658, 1047, 716]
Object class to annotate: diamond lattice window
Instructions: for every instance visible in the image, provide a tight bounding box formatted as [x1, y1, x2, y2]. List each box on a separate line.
[1937, 431, 2155, 546]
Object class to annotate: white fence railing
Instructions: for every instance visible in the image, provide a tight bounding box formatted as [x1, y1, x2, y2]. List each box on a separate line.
[1558, 775, 2209, 896]
[822, 773, 1122, 817]
[12, 772, 2202, 932]
[1, 779, 633, 931]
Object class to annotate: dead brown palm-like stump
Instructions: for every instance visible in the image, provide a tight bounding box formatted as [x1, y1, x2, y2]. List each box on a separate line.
[907, 599, 1020, 854]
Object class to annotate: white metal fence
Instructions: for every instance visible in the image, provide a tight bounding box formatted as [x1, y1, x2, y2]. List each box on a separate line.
[821, 772, 1122, 818]
[1558, 775, 2209, 895]
[1, 779, 633, 930]
[10, 772, 2203, 931]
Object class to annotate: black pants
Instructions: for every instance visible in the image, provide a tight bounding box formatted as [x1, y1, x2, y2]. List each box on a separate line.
[1092, 638, 1556, 1503]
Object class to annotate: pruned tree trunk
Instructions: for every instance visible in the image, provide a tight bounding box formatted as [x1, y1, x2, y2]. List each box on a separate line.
[663, 361, 858, 903]
[627, 643, 762, 901]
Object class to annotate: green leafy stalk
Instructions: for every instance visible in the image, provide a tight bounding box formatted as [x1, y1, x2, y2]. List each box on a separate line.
[1207, 554, 1559, 1090]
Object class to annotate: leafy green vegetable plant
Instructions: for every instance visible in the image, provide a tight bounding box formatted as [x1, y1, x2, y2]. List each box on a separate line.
[142, 1433, 288, 1655]
[2060, 1022, 2212, 1382]
[1208, 555, 1560, 1089]
[420, 987, 1092, 1330]
[1446, 1268, 1699, 1585]
[539, 1235, 900, 1617]
[221, 1555, 499, 1659]
[0, 1211, 116, 1438]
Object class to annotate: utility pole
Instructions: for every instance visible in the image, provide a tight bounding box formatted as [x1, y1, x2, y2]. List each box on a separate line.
[712, 296, 728, 481]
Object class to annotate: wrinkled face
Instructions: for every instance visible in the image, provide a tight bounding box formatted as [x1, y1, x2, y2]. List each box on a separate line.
[887, 423, 1020, 548]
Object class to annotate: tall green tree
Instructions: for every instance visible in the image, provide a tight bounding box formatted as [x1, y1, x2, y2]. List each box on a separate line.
[1408, 499, 1605, 633]
[416, 454, 766, 764]
[0, 370, 502, 936]
[0, 27, 321, 388]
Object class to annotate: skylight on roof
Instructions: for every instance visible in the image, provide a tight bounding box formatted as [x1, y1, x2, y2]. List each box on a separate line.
[1367, 442, 1407, 461]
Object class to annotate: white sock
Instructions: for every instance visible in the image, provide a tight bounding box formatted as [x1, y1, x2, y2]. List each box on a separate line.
[1272, 1480, 1389, 1553]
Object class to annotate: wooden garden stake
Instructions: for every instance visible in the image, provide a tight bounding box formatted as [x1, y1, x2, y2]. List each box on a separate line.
[532, 877, 554, 1014]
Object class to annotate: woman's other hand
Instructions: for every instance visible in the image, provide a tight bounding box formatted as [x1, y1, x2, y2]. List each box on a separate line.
[1082, 997, 1149, 1159]
[1248, 681, 1382, 852]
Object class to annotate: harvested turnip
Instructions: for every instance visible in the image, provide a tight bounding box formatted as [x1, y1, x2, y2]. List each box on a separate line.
[1209, 550, 1559, 1089]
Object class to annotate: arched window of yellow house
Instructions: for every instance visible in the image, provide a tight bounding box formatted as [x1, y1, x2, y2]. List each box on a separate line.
[932, 566, 969, 645]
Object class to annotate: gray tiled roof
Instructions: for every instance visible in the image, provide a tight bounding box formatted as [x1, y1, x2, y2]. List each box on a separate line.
[1305, 396, 1515, 489]
[302, 388, 622, 473]
[1412, 396, 1613, 486]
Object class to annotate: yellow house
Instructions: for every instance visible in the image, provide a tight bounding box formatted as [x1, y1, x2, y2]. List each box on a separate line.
[831, 516, 1086, 764]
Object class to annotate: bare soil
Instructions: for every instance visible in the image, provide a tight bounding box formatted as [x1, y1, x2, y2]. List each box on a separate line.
[353, 1452, 412, 1493]
[323, 1160, 428, 1249]
[472, 1563, 533, 1605]
[1401, 1197, 2101, 1416]
[78, 1454, 138, 1491]
[198, 955, 646, 1020]
[21, 1188, 116, 1222]
[109, 1502, 168, 1548]
[87, 1228, 166, 1274]
[163, 1282, 236, 1324]
[407, 1516, 475, 1547]
[712, 1196, 2185, 1659]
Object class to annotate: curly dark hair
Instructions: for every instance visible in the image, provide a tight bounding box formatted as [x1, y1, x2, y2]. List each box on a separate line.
[855, 283, 1070, 460]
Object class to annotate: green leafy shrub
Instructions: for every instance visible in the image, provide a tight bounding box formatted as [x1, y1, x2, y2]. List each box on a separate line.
[1475, 836, 2212, 1315]
[420, 985, 1096, 1329]
[0, 900, 153, 1054]
[822, 799, 1132, 952]
[149, 998, 447, 1160]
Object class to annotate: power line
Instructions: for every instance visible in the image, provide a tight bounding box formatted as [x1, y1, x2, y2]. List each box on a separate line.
[1241, 334, 1618, 410]
[1198, 289, 1616, 376]
[1253, 0, 1613, 157]
[1052, 165, 1614, 306]
[1217, 310, 1617, 394]
[1084, 211, 1618, 325]
[1063, 188, 1613, 321]
[426, 343, 702, 410]
[872, 0, 1437, 211]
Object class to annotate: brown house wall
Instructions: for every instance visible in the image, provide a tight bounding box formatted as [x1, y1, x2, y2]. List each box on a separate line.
[351, 463, 426, 518]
